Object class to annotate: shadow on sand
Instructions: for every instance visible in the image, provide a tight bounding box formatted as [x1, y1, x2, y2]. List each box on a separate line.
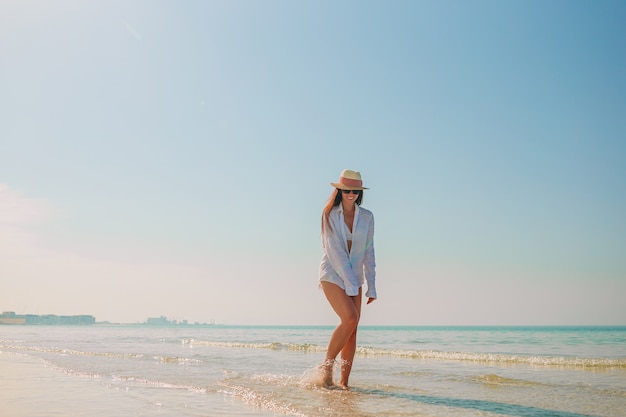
[357, 388, 596, 417]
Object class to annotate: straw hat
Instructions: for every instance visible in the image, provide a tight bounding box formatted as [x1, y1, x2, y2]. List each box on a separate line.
[330, 169, 369, 190]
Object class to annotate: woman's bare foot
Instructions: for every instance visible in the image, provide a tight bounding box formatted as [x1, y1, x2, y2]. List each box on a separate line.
[319, 358, 335, 387]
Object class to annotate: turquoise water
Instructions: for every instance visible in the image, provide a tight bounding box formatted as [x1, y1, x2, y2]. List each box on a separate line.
[1, 325, 625, 416]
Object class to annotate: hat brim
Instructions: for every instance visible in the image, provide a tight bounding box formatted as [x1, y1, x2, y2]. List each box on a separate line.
[330, 182, 368, 190]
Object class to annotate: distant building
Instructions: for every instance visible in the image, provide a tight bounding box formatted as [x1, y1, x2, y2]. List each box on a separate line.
[0, 311, 26, 325]
[144, 316, 190, 325]
[0, 311, 95, 325]
[146, 316, 171, 325]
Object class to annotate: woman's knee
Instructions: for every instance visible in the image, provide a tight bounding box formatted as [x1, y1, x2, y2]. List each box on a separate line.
[341, 311, 359, 329]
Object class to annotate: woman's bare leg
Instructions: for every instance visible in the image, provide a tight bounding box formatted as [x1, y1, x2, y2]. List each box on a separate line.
[339, 292, 362, 388]
[320, 282, 361, 387]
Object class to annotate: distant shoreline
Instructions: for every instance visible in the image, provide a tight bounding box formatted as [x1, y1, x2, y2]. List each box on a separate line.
[0, 311, 95, 325]
[0, 311, 221, 327]
[2, 310, 624, 329]
[6, 323, 623, 330]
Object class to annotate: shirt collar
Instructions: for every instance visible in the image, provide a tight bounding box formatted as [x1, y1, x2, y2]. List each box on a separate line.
[337, 203, 360, 215]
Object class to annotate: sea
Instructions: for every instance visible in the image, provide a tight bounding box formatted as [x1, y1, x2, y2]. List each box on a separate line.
[1, 325, 625, 417]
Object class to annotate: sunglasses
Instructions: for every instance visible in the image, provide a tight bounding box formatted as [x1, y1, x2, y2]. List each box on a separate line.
[340, 189, 361, 194]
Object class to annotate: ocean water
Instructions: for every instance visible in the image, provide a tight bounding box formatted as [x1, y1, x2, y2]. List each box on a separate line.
[1, 325, 625, 417]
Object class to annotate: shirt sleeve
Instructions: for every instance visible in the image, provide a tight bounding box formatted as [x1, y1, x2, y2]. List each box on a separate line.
[363, 214, 377, 299]
[321, 214, 360, 296]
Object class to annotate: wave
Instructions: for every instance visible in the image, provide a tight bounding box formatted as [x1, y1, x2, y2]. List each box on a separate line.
[354, 346, 626, 368]
[0, 344, 200, 365]
[182, 338, 324, 353]
[1, 344, 146, 360]
[181, 339, 626, 369]
[218, 380, 309, 417]
[474, 373, 548, 387]
[4, 340, 625, 369]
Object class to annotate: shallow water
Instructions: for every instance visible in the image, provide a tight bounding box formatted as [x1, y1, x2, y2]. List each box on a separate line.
[1, 325, 625, 416]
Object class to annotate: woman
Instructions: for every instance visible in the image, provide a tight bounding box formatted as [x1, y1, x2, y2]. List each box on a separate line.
[319, 169, 377, 389]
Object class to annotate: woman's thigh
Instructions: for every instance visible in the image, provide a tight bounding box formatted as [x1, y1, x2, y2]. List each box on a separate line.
[321, 282, 361, 323]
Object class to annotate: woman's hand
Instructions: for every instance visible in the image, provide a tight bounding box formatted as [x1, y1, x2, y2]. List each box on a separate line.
[366, 297, 376, 305]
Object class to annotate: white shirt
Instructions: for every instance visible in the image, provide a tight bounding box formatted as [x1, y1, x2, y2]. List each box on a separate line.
[319, 203, 377, 298]
[344, 222, 353, 240]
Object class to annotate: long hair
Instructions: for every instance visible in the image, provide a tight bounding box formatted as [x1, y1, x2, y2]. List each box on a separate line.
[321, 189, 363, 234]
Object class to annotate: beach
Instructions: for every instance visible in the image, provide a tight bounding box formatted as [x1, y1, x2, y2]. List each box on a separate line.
[1, 325, 625, 416]
[1, 353, 153, 417]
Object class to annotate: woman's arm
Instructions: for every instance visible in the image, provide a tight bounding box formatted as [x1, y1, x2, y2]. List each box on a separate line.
[363, 214, 377, 300]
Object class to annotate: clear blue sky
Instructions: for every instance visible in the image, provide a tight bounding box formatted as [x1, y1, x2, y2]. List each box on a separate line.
[1, 0, 625, 325]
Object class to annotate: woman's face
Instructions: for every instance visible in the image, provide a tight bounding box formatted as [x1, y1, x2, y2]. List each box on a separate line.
[340, 189, 361, 206]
